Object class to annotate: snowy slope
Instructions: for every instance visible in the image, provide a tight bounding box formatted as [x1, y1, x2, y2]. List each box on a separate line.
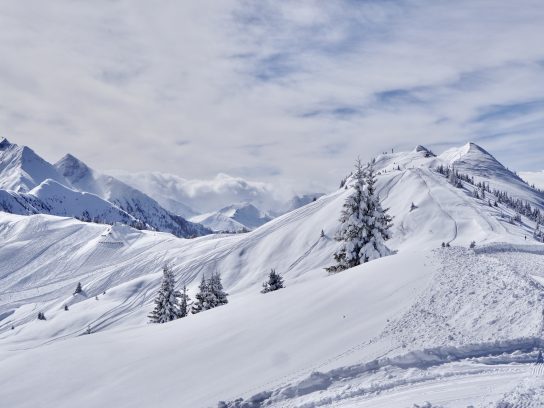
[190, 202, 273, 232]
[0, 179, 139, 226]
[30, 179, 140, 225]
[520, 170, 544, 190]
[190, 211, 248, 233]
[439, 142, 544, 208]
[2, 142, 544, 407]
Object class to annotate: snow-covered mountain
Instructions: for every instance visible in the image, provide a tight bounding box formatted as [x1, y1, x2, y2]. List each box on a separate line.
[55, 154, 209, 238]
[0, 139, 209, 238]
[520, 170, 544, 190]
[0, 138, 68, 192]
[190, 202, 273, 232]
[2, 142, 544, 407]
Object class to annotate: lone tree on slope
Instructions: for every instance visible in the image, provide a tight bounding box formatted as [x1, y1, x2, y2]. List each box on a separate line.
[326, 158, 392, 273]
[74, 282, 83, 295]
[261, 269, 285, 293]
[148, 265, 182, 324]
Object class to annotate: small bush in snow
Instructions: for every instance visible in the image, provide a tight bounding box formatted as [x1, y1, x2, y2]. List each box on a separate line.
[261, 269, 285, 293]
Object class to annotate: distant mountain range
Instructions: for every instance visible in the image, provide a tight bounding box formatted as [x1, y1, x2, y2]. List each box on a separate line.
[0, 138, 210, 238]
[0, 138, 325, 236]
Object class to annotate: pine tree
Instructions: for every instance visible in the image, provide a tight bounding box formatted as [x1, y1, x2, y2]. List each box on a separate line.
[192, 275, 209, 314]
[534, 224, 544, 242]
[209, 272, 228, 306]
[261, 269, 285, 293]
[327, 158, 392, 273]
[148, 265, 182, 324]
[536, 350, 544, 364]
[192, 273, 228, 314]
[179, 286, 190, 318]
[74, 282, 83, 295]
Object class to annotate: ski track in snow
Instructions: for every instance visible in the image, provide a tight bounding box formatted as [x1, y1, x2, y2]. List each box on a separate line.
[3, 144, 544, 407]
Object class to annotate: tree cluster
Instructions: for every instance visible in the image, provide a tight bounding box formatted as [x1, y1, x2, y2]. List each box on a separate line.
[149, 265, 190, 323]
[191, 273, 228, 314]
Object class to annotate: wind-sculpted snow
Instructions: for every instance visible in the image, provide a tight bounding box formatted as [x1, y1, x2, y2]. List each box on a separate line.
[1, 143, 544, 407]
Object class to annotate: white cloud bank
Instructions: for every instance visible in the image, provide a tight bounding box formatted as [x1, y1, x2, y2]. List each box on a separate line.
[0, 0, 543, 191]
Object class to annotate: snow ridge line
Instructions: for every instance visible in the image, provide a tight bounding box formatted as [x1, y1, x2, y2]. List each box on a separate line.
[474, 242, 544, 255]
[221, 338, 544, 407]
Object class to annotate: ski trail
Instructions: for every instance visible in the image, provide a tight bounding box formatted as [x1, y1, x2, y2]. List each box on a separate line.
[414, 168, 458, 244]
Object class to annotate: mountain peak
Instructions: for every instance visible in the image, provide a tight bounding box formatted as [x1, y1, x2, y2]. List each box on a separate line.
[414, 145, 436, 157]
[0, 137, 13, 150]
[462, 142, 491, 156]
[55, 153, 92, 183]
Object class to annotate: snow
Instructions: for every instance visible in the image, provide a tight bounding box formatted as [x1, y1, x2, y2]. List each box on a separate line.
[0, 140, 210, 237]
[111, 170, 279, 215]
[190, 202, 273, 232]
[0, 138, 68, 192]
[55, 154, 210, 237]
[520, 170, 544, 190]
[1, 142, 544, 407]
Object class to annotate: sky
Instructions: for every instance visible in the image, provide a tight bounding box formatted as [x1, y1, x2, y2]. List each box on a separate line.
[0, 0, 543, 194]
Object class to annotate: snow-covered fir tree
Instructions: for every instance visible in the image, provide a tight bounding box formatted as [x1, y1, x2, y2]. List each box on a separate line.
[148, 265, 182, 324]
[209, 272, 228, 306]
[327, 158, 392, 273]
[192, 273, 228, 314]
[449, 167, 461, 188]
[191, 275, 210, 314]
[179, 285, 191, 318]
[534, 224, 544, 242]
[261, 269, 285, 293]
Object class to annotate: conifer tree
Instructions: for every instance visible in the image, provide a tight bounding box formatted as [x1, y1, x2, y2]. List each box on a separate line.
[327, 158, 392, 272]
[192, 275, 211, 314]
[148, 265, 182, 324]
[74, 282, 83, 295]
[179, 285, 191, 318]
[261, 269, 285, 293]
[209, 272, 228, 306]
[192, 273, 228, 314]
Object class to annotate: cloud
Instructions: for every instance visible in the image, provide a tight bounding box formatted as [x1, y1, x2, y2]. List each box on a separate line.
[0, 0, 543, 196]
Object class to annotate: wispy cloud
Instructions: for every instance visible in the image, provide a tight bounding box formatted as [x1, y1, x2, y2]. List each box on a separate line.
[0, 0, 543, 194]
